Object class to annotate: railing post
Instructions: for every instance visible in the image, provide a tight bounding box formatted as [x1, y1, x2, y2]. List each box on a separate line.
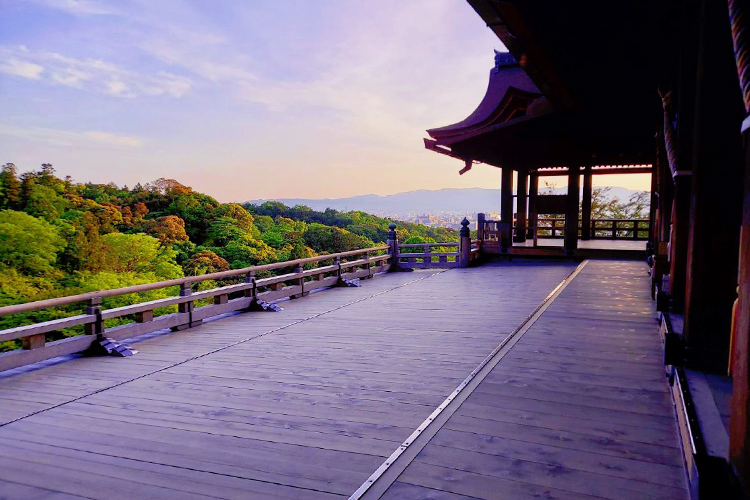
[633, 220, 639, 239]
[423, 245, 431, 268]
[459, 218, 471, 268]
[172, 282, 199, 330]
[387, 222, 399, 271]
[364, 250, 373, 278]
[477, 213, 485, 242]
[85, 297, 103, 336]
[244, 271, 255, 299]
[291, 264, 305, 298]
[334, 256, 342, 278]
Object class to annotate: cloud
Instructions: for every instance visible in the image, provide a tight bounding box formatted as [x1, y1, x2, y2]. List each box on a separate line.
[0, 58, 44, 79]
[84, 131, 141, 147]
[25, 0, 120, 16]
[0, 46, 192, 98]
[0, 124, 142, 148]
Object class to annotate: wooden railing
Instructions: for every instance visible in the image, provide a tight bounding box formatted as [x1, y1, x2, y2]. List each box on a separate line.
[396, 242, 459, 269]
[0, 246, 390, 372]
[589, 219, 650, 240]
[480, 218, 650, 241]
[478, 220, 511, 241]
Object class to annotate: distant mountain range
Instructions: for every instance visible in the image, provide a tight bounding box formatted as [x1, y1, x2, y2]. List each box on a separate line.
[246, 187, 645, 215]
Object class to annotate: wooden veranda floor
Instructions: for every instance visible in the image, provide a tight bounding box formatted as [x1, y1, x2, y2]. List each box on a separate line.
[0, 260, 687, 500]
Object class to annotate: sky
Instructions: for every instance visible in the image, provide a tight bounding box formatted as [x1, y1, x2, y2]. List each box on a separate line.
[0, 1, 651, 202]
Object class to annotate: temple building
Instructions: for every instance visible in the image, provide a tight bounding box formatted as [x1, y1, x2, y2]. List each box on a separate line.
[425, 1, 750, 497]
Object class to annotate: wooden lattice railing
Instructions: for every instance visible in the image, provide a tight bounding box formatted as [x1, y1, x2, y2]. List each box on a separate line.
[480, 218, 650, 241]
[396, 242, 459, 269]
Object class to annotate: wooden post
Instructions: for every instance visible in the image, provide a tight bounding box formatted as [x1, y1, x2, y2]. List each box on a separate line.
[387, 222, 399, 270]
[291, 265, 305, 298]
[515, 171, 528, 243]
[527, 172, 539, 239]
[564, 166, 580, 254]
[581, 166, 593, 240]
[364, 251, 372, 278]
[458, 218, 471, 268]
[730, 144, 750, 492]
[84, 297, 103, 336]
[648, 163, 658, 251]
[728, 0, 750, 487]
[477, 213, 485, 242]
[244, 271, 255, 298]
[172, 282, 197, 330]
[334, 256, 342, 278]
[500, 167, 513, 252]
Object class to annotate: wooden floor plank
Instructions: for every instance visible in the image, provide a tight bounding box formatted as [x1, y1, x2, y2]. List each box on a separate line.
[0, 262, 577, 499]
[378, 260, 689, 500]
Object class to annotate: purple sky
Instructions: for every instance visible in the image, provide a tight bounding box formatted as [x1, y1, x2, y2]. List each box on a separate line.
[0, 1, 649, 202]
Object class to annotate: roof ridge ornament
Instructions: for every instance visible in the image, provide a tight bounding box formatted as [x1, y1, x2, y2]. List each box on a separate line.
[494, 49, 518, 72]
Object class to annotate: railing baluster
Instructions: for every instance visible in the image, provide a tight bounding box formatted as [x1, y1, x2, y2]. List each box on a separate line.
[21, 333, 45, 350]
[135, 310, 154, 322]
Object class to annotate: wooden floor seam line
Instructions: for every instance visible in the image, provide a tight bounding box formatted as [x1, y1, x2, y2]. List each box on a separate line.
[351, 260, 590, 500]
[0, 270, 445, 430]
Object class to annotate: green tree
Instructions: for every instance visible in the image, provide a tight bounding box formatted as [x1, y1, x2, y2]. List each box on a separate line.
[0, 163, 21, 209]
[100, 233, 183, 279]
[0, 210, 65, 276]
[184, 250, 230, 276]
[303, 224, 374, 253]
[143, 215, 190, 247]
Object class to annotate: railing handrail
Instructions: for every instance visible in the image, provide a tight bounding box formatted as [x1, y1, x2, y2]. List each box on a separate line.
[397, 243, 458, 248]
[485, 217, 649, 222]
[0, 245, 389, 316]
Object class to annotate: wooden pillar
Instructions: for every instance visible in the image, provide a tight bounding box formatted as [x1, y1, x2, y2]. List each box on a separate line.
[527, 172, 538, 239]
[730, 0, 750, 490]
[500, 167, 513, 251]
[669, 175, 692, 313]
[730, 140, 750, 493]
[515, 170, 528, 242]
[648, 163, 657, 252]
[564, 166, 580, 254]
[683, 0, 745, 372]
[580, 167, 593, 240]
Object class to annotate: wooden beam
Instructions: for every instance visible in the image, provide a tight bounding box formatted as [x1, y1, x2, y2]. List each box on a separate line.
[536, 167, 653, 176]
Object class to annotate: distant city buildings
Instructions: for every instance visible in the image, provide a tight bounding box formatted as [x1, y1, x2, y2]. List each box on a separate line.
[372, 211, 490, 230]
